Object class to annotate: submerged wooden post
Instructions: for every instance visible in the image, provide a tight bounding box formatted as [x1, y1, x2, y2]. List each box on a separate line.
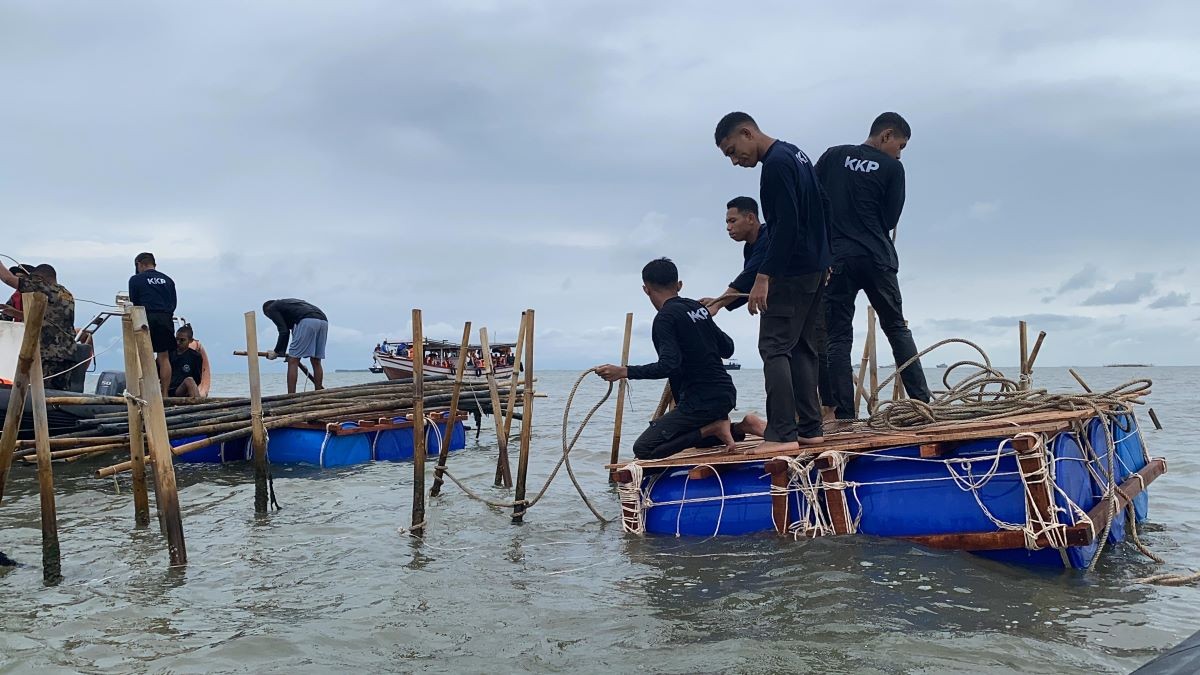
[244, 311, 270, 514]
[609, 312, 633, 474]
[479, 327, 513, 488]
[410, 309, 426, 537]
[512, 309, 534, 523]
[121, 313, 151, 527]
[0, 293, 46, 504]
[130, 306, 187, 566]
[431, 321, 471, 497]
[29, 340, 62, 583]
[497, 311, 527, 486]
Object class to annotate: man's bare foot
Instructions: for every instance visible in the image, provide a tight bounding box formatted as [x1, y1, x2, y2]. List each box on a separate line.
[822, 406, 837, 423]
[699, 418, 736, 451]
[736, 413, 766, 438]
[797, 435, 824, 445]
[824, 419, 855, 434]
[752, 440, 800, 455]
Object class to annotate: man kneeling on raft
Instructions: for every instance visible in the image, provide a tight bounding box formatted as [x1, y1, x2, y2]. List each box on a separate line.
[596, 258, 764, 460]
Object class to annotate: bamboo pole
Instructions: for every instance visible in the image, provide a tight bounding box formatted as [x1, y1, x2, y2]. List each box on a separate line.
[0, 293, 46, 504]
[29, 343, 62, 584]
[652, 383, 672, 421]
[479, 327, 512, 488]
[513, 309, 534, 523]
[130, 306, 187, 566]
[410, 309, 426, 537]
[121, 312, 150, 527]
[497, 311, 527, 485]
[234, 350, 316, 386]
[243, 312, 270, 514]
[1068, 368, 1093, 393]
[867, 308, 879, 413]
[1027, 330, 1047, 374]
[430, 321, 471, 498]
[1018, 320, 1029, 390]
[609, 312, 633, 473]
[853, 330, 870, 414]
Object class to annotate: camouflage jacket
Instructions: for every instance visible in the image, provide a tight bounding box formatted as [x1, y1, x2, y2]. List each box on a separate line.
[18, 277, 77, 365]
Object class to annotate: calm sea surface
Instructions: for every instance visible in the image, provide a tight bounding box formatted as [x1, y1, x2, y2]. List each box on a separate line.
[0, 366, 1197, 673]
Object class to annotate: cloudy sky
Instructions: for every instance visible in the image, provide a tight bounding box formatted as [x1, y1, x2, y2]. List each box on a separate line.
[2, 0, 1198, 372]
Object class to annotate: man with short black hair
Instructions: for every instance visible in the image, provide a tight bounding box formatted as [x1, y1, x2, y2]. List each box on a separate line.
[168, 324, 204, 398]
[129, 252, 177, 397]
[715, 112, 832, 451]
[596, 258, 764, 460]
[0, 263, 78, 390]
[263, 298, 328, 393]
[816, 112, 931, 420]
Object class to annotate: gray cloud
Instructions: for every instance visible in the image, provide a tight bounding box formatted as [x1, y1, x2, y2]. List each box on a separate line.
[1056, 264, 1102, 294]
[1081, 274, 1157, 306]
[1148, 291, 1191, 309]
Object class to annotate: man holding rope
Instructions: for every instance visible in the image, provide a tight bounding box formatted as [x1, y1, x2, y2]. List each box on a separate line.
[815, 112, 931, 420]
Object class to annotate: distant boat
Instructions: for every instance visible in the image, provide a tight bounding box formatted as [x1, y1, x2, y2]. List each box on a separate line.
[723, 359, 741, 371]
[374, 338, 516, 380]
[936, 363, 948, 369]
[369, 361, 384, 374]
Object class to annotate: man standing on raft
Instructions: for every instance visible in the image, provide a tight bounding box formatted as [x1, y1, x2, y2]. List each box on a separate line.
[263, 298, 328, 393]
[714, 112, 832, 452]
[596, 258, 764, 460]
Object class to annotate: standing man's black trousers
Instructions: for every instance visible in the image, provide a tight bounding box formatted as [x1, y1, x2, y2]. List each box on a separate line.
[826, 255, 931, 419]
[758, 272, 826, 441]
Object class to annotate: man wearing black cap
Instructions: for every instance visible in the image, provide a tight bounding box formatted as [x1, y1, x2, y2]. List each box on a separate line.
[129, 252, 177, 397]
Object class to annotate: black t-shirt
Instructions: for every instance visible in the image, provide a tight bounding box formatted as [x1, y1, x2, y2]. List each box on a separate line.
[727, 224, 769, 311]
[128, 269, 177, 313]
[758, 140, 832, 277]
[815, 144, 905, 271]
[264, 299, 327, 354]
[626, 296, 736, 407]
[169, 348, 203, 391]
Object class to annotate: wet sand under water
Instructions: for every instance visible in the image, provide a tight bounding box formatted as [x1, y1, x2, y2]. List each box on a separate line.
[0, 366, 1197, 673]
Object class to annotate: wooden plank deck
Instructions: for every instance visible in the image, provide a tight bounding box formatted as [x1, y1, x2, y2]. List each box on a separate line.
[607, 408, 1108, 473]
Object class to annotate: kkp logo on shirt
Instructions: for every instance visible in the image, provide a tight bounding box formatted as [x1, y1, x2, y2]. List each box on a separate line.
[687, 307, 710, 323]
[845, 157, 880, 173]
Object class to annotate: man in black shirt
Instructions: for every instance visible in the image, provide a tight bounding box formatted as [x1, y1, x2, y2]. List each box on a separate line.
[596, 258, 764, 460]
[129, 252, 177, 397]
[168, 324, 204, 398]
[715, 112, 832, 452]
[263, 298, 328, 393]
[815, 112, 931, 420]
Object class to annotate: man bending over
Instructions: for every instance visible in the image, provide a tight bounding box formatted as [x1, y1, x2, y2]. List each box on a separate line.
[263, 298, 328, 393]
[596, 258, 764, 460]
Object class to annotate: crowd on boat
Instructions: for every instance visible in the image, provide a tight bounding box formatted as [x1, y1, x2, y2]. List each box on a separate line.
[0, 252, 332, 396]
[376, 341, 515, 374]
[596, 111, 931, 461]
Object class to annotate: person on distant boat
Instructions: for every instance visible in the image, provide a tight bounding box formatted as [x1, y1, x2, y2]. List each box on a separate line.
[168, 324, 203, 398]
[262, 298, 328, 393]
[129, 252, 178, 398]
[714, 112, 831, 452]
[0, 265, 30, 322]
[596, 258, 766, 460]
[0, 263, 78, 390]
[815, 112, 932, 420]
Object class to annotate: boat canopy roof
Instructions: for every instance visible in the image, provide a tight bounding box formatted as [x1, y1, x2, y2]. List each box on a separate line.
[382, 338, 518, 350]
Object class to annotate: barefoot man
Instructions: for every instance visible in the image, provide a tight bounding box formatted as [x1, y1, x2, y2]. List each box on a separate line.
[596, 258, 765, 460]
[715, 112, 832, 452]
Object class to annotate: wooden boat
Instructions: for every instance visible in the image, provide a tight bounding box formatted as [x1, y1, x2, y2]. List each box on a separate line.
[375, 338, 516, 381]
[610, 407, 1164, 569]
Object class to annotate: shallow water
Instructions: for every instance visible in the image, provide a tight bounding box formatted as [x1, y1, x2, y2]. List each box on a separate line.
[0, 366, 1196, 673]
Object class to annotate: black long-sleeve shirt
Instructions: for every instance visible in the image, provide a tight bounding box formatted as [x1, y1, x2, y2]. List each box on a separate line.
[726, 223, 769, 311]
[626, 296, 735, 407]
[758, 140, 832, 277]
[128, 269, 177, 313]
[815, 143, 905, 271]
[264, 298, 327, 354]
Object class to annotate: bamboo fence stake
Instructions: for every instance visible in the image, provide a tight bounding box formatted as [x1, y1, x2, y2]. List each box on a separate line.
[497, 311, 527, 485]
[1148, 408, 1163, 430]
[121, 313, 151, 527]
[479, 327, 512, 488]
[243, 312, 270, 514]
[130, 306, 187, 566]
[410, 309, 426, 537]
[512, 309, 534, 523]
[1019, 320, 1029, 390]
[1026, 330, 1047, 375]
[29, 347, 62, 584]
[609, 312, 633, 474]
[867, 308, 879, 414]
[1068, 368, 1093, 393]
[430, 322, 471, 497]
[0, 293, 46, 503]
[652, 383, 672, 421]
[853, 329, 871, 414]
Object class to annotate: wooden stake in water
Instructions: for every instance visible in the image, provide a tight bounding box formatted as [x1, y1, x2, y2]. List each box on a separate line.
[479, 327, 512, 488]
[410, 309, 427, 537]
[609, 312, 633, 473]
[0, 293, 46, 504]
[130, 306, 187, 566]
[29, 342, 62, 584]
[121, 312, 151, 527]
[243, 311, 270, 514]
[497, 311, 527, 486]
[431, 321, 471, 498]
[513, 309, 534, 523]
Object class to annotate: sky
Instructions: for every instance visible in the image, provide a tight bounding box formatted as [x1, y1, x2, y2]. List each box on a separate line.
[2, 0, 1198, 374]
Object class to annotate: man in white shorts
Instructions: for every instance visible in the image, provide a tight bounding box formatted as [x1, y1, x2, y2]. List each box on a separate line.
[263, 298, 328, 393]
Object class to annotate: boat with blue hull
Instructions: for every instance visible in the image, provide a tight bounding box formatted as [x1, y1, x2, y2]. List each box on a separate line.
[613, 408, 1163, 569]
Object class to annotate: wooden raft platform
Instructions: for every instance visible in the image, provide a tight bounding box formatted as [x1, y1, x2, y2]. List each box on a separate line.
[609, 408, 1167, 552]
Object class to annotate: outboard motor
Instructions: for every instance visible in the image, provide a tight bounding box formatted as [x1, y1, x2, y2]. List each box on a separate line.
[95, 370, 127, 396]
